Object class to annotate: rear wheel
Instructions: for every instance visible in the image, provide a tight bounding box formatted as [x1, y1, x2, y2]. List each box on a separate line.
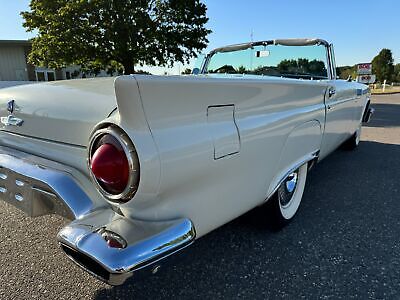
[268, 163, 308, 230]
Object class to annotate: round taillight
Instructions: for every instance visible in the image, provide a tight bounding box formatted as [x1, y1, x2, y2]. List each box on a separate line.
[88, 126, 140, 202]
[90, 143, 129, 194]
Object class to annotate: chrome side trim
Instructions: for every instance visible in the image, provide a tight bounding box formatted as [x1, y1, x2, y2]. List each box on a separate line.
[0, 146, 95, 220]
[58, 209, 196, 285]
[265, 151, 319, 202]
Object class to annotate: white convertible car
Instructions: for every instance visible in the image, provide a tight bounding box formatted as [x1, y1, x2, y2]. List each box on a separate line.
[0, 38, 373, 285]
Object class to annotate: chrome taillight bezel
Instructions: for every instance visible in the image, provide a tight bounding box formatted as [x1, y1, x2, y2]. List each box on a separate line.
[88, 126, 140, 202]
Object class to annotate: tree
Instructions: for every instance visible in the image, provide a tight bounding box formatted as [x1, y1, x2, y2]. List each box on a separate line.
[337, 65, 357, 80]
[22, 0, 211, 74]
[394, 64, 400, 83]
[277, 58, 327, 77]
[135, 69, 152, 75]
[181, 68, 192, 75]
[237, 65, 247, 74]
[209, 65, 236, 74]
[371, 49, 394, 83]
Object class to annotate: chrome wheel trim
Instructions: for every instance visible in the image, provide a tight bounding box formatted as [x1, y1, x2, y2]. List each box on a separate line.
[285, 172, 298, 193]
[278, 164, 307, 220]
[279, 171, 298, 207]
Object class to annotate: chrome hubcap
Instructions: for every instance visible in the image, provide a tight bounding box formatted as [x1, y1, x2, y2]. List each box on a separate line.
[285, 172, 298, 193]
[278, 171, 298, 207]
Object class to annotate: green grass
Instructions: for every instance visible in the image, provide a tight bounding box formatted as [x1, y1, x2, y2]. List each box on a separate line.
[371, 86, 400, 95]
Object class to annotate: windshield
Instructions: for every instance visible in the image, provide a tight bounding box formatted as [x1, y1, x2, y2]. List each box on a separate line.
[205, 44, 329, 80]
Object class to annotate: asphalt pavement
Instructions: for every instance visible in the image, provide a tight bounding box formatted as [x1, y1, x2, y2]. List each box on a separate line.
[0, 94, 400, 300]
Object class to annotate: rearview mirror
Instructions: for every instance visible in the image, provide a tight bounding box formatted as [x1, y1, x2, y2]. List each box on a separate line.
[255, 50, 270, 57]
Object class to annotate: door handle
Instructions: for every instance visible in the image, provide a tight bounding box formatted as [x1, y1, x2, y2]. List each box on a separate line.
[328, 88, 336, 98]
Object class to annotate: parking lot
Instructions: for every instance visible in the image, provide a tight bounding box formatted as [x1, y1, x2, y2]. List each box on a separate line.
[0, 94, 399, 300]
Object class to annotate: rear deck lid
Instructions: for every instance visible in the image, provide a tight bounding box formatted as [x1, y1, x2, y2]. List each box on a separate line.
[0, 78, 117, 147]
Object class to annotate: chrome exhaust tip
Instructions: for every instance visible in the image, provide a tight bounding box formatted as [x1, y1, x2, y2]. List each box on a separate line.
[60, 243, 119, 284]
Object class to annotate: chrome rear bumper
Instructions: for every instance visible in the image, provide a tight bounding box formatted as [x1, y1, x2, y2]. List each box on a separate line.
[58, 211, 195, 285]
[0, 145, 195, 285]
[0, 148, 94, 220]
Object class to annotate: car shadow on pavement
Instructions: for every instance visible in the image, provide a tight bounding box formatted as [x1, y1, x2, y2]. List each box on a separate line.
[94, 141, 400, 299]
[364, 103, 400, 128]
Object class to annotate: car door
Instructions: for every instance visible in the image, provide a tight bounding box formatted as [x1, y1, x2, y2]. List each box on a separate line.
[319, 45, 355, 159]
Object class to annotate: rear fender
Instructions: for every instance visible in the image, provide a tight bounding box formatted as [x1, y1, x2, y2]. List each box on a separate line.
[266, 120, 322, 200]
[89, 76, 162, 210]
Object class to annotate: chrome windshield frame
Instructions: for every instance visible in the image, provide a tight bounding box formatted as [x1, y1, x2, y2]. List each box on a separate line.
[202, 38, 331, 77]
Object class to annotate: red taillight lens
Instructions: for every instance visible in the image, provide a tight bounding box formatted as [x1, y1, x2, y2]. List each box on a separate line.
[90, 143, 130, 194]
[89, 126, 140, 202]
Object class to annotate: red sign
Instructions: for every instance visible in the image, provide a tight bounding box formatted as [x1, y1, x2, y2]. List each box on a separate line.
[357, 63, 372, 75]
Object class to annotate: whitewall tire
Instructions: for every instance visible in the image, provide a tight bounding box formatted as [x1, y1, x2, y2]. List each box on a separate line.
[268, 163, 308, 229]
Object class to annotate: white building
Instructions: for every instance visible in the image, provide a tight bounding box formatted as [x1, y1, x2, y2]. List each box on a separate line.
[0, 40, 112, 82]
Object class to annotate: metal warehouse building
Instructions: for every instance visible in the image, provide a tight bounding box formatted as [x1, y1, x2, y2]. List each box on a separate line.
[0, 40, 34, 81]
[0, 40, 107, 83]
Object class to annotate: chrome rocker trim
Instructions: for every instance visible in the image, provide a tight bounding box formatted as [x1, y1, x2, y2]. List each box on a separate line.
[0, 145, 196, 285]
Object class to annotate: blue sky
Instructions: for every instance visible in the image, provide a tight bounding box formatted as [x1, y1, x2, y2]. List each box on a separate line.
[0, 0, 398, 69]
[204, 0, 399, 66]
